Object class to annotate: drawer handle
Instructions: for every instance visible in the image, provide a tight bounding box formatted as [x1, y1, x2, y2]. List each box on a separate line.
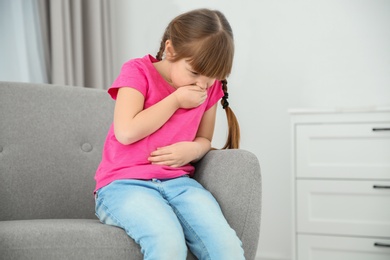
[372, 128, 390, 131]
[373, 185, 390, 189]
[374, 242, 390, 248]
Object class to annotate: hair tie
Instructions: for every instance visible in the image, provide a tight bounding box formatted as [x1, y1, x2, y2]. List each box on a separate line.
[223, 100, 229, 109]
[222, 92, 229, 109]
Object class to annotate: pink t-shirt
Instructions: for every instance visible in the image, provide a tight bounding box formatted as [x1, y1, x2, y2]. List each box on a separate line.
[94, 55, 224, 191]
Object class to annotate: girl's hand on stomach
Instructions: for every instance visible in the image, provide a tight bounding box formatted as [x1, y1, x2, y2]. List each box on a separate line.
[148, 142, 201, 168]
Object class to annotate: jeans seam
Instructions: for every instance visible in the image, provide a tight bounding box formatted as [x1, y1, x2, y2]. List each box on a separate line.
[171, 204, 211, 260]
[96, 197, 148, 258]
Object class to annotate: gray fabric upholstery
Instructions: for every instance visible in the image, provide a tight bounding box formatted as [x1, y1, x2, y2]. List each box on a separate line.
[0, 81, 261, 260]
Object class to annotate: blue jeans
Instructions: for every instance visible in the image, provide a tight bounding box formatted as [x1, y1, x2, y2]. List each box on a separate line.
[95, 176, 245, 260]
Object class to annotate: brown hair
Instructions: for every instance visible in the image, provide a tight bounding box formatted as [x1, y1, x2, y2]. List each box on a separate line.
[156, 9, 240, 149]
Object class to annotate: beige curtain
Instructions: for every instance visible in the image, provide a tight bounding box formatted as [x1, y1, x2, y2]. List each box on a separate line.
[37, 0, 114, 89]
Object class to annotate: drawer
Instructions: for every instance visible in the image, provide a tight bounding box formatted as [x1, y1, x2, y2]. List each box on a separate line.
[297, 234, 390, 260]
[295, 123, 390, 179]
[296, 180, 390, 237]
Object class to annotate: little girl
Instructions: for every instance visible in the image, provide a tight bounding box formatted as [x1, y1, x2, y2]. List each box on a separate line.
[94, 8, 244, 260]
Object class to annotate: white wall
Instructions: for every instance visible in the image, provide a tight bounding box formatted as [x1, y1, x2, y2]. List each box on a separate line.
[110, 1, 390, 259]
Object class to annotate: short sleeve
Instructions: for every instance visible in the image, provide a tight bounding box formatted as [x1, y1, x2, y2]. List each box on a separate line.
[108, 59, 148, 100]
[205, 80, 224, 110]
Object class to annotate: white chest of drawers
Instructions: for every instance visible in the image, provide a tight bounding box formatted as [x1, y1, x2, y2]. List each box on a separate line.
[289, 108, 390, 260]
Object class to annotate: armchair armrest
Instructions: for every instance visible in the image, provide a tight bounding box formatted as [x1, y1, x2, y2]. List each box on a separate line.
[194, 149, 261, 260]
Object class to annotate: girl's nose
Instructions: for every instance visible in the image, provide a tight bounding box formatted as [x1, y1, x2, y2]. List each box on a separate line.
[196, 76, 215, 90]
[196, 79, 210, 90]
[197, 82, 207, 90]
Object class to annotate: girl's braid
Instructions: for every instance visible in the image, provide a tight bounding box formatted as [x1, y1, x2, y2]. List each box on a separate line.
[156, 32, 169, 61]
[221, 79, 229, 109]
[220, 79, 240, 149]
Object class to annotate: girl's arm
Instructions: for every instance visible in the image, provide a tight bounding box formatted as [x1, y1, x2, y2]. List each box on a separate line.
[148, 103, 218, 167]
[114, 86, 207, 145]
[191, 103, 217, 161]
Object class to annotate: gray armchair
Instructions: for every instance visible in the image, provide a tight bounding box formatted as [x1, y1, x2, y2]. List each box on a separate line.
[0, 81, 261, 260]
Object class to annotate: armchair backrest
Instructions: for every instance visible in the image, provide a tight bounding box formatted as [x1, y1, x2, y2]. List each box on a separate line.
[0, 82, 114, 220]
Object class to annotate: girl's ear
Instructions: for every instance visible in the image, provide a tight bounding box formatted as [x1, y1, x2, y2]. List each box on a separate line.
[164, 40, 176, 60]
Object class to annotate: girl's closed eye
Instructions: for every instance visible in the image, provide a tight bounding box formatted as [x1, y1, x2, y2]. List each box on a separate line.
[186, 66, 199, 76]
[189, 70, 199, 76]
